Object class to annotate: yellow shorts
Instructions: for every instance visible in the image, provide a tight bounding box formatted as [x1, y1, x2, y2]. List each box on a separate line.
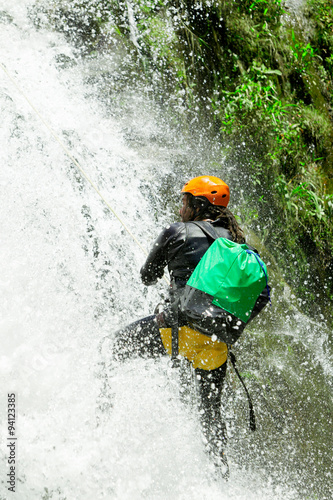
[159, 325, 228, 371]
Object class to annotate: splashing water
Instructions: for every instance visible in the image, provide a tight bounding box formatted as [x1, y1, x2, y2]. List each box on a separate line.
[0, 1, 331, 499]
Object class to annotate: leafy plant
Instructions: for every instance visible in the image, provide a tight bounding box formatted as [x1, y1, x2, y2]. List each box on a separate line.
[236, 0, 286, 24]
[290, 30, 318, 73]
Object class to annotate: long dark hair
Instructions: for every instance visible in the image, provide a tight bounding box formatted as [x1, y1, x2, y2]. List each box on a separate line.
[186, 193, 245, 243]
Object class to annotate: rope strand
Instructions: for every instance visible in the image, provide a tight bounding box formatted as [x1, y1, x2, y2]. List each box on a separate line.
[0, 61, 150, 256]
[1, 62, 171, 285]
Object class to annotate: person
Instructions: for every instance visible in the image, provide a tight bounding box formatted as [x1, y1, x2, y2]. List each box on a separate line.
[111, 175, 267, 477]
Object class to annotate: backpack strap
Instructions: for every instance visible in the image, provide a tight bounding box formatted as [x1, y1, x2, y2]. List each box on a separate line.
[170, 298, 180, 366]
[229, 350, 256, 431]
[190, 221, 223, 241]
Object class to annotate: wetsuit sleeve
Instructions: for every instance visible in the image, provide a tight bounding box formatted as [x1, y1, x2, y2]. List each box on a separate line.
[140, 224, 183, 285]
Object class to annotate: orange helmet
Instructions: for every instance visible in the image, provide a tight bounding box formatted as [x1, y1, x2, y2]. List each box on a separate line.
[181, 175, 230, 207]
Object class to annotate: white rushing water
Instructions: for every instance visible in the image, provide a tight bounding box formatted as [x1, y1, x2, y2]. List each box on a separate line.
[0, 1, 316, 498]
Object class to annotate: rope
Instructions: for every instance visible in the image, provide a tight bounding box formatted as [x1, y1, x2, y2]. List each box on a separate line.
[0, 61, 152, 259]
[228, 351, 256, 432]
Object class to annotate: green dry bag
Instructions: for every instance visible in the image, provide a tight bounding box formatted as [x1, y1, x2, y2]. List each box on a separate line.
[187, 237, 268, 323]
[179, 222, 270, 344]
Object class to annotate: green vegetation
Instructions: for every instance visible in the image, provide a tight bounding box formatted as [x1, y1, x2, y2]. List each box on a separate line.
[31, 0, 333, 321]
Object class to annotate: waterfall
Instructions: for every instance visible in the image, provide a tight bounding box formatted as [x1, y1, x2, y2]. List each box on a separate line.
[126, 1, 142, 55]
[0, 1, 331, 499]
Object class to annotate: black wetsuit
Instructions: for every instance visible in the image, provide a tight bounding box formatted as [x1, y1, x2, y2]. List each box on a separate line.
[112, 220, 237, 460]
[140, 220, 233, 289]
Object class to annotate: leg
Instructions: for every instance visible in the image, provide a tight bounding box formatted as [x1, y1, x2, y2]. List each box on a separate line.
[195, 363, 229, 476]
[96, 315, 167, 424]
[112, 315, 167, 362]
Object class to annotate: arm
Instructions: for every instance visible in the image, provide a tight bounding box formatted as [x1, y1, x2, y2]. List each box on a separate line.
[140, 223, 183, 285]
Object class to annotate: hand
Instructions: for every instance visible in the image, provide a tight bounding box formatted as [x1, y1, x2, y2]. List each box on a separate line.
[155, 312, 166, 328]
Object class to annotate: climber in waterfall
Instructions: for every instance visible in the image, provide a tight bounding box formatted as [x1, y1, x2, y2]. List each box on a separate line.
[112, 175, 270, 476]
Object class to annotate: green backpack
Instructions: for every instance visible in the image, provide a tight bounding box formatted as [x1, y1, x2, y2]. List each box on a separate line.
[179, 222, 270, 344]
